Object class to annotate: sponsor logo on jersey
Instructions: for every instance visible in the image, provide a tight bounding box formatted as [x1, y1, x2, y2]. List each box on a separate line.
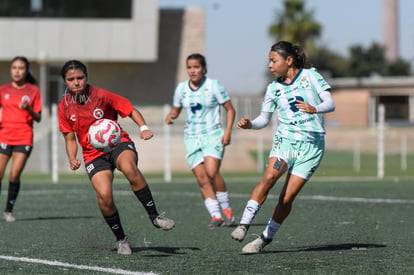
[93, 108, 104, 119]
[4, 94, 10, 100]
[190, 102, 202, 114]
[70, 114, 76, 122]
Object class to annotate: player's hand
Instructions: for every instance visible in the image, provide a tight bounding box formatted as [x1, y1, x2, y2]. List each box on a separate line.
[295, 100, 317, 114]
[237, 118, 252, 129]
[140, 129, 153, 140]
[221, 132, 231, 146]
[18, 100, 30, 110]
[69, 158, 81, 170]
[165, 113, 176, 124]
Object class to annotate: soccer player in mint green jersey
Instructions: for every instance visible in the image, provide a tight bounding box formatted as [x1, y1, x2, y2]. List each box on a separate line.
[231, 41, 335, 253]
[165, 53, 236, 228]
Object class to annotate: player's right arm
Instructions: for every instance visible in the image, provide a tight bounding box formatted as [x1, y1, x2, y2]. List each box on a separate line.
[237, 112, 272, 130]
[62, 131, 81, 170]
[165, 106, 182, 124]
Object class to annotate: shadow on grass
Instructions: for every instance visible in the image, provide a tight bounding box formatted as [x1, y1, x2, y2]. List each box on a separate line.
[17, 215, 97, 221]
[110, 246, 201, 256]
[243, 243, 386, 255]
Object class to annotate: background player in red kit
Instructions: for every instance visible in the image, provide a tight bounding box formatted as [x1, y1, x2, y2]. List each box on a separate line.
[57, 60, 174, 255]
[0, 56, 42, 222]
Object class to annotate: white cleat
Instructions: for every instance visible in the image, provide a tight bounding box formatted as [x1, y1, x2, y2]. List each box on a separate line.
[116, 237, 132, 255]
[3, 212, 16, 222]
[231, 225, 248, 242]
[242, 236, 271, 254]
[153, 215, 175, 231]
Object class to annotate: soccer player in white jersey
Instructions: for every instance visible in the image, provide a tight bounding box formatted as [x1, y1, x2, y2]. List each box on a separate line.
[231, 41, 335, 253]
[165, 53, 236, 227]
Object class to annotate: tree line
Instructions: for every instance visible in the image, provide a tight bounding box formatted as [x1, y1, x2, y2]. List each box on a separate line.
[269, 0, 411, 78]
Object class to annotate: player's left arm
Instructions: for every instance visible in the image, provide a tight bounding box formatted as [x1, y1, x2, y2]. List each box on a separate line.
[221, 100, 235, 146]
[128, 108, 153, 140]
[295, 90, 335, 114]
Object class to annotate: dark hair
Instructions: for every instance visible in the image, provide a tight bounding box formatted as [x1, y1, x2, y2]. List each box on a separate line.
[11, 56, 37, 84]
[186, 53, 207, 74]
[60, 60, 88, 80]
[270, 41, 310, 69]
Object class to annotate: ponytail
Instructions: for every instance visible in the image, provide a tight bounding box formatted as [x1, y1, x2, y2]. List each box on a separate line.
[270, 41, 310, 69]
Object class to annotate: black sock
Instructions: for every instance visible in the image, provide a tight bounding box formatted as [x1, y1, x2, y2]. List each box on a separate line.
[134, 185, 159, 221]
[5, 181, 20, 213]
[103, 211, 126, 241]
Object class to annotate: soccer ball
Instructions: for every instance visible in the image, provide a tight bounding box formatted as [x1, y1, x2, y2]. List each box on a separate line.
[88, 119, 121, 152]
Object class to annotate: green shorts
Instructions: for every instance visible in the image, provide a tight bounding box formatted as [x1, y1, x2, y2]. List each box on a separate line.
[269, 135, 325, 180]
[184, 130, 224, 169]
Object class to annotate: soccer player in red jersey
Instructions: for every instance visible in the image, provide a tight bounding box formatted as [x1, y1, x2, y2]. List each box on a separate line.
[0, 56, 42, 222]
[57, 60, 174, 255]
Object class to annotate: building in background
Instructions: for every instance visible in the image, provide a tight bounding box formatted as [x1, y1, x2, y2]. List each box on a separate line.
[0, 0, 205, 107]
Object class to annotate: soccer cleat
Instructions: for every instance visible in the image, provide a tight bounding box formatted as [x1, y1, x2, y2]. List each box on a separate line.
[208, 216, 224, 228]
[231, 224, 248, 242]
[116, 237, 132, 255]
[3, 212, 16, 222]
[222, 208, 235, 227]
[153, 214, 175, 231]
[241, 235, 272, 254]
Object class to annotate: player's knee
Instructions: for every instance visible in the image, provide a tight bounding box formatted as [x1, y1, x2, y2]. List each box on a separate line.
[260, 174, 277, 189]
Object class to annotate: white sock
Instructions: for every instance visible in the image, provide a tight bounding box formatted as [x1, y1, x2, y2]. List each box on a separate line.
[216, 191, 231, 210]
[204, 198, 222, 218]
[262, 218, 281, 240]
[239, 200, 260, 225]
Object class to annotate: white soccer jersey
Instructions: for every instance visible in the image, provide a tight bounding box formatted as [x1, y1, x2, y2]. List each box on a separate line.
[173, 77, 230, 137]
[262, 68, 331, 141]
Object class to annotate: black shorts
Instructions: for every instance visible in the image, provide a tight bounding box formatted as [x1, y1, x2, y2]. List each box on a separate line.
[0, 143, 32, 157]
[85, 142, 138, 180]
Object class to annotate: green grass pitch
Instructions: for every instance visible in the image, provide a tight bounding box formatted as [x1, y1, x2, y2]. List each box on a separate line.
[0, 174, 413, 274]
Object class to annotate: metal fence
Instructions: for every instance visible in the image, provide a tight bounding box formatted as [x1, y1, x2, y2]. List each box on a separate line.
[18, 95, 414, 180]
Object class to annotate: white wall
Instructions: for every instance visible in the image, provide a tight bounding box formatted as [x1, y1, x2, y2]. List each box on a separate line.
[0, 0, 158, 62]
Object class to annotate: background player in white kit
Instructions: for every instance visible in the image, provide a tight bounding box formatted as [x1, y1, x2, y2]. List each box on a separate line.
[231, 41, 335, 253]
[165, 53, 236, 228]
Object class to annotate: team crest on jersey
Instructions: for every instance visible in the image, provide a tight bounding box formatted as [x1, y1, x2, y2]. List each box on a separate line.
[204, 88, 210, 97]
[93, 108, 104, 119]
[299, 77, 310, 88]
[21, 95, 30, 103]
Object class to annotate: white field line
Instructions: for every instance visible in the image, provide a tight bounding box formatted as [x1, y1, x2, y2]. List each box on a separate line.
[20, 190, 414, 204]
[0, 255, 157, 275]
